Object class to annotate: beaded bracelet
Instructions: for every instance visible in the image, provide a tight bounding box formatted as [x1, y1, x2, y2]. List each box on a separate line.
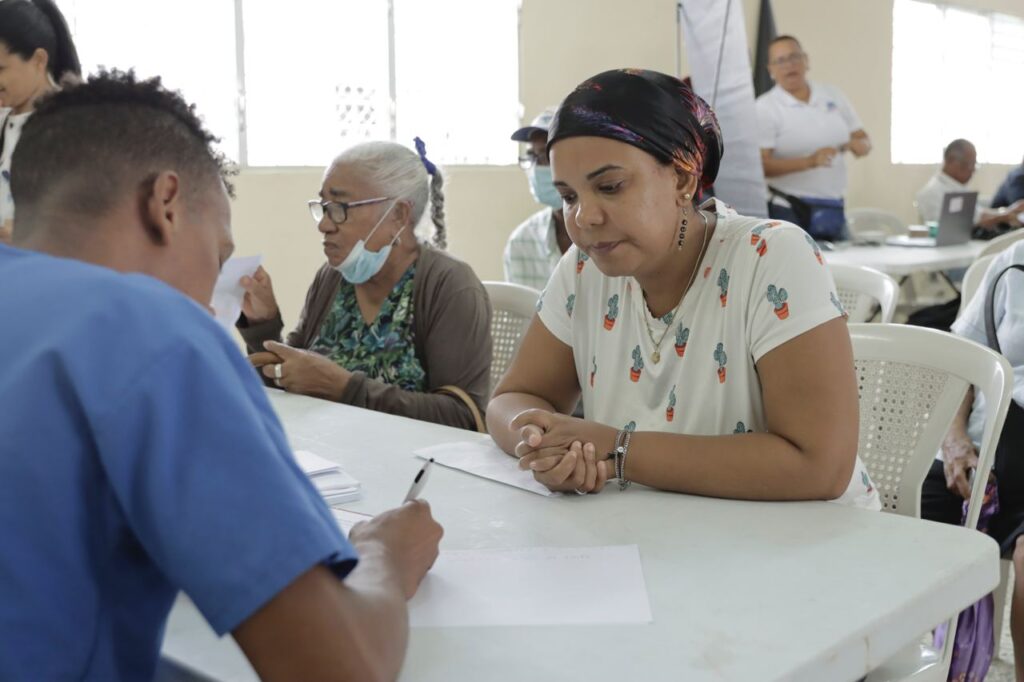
[611, 428, 633, 491]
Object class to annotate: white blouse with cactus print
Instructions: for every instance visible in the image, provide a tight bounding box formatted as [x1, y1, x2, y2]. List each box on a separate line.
[536, 200, 880, 510]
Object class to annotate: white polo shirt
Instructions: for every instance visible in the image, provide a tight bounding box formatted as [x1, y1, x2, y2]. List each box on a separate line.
[0, 109, 32, 226]
[756, 82, 862, 201]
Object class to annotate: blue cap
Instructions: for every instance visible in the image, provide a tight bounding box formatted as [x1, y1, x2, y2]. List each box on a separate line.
[510, 106, 558, 142]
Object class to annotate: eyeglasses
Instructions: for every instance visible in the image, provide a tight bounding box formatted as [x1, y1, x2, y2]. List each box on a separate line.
[307, 196, 391, 225]
[768, 52, 806, 67]
[518, 149, 550, 170]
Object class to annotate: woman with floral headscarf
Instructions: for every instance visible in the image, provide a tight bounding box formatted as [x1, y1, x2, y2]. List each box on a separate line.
[487, 69, 878, 508]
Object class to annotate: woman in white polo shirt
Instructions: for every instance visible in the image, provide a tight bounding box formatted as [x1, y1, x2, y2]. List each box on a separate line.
[756, 35, 871, 242]
[0, 0, 81, 242]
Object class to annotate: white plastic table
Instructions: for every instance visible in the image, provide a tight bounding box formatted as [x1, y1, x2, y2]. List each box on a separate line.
[161, 391, 999, 682]
[822, 240, 987, 277]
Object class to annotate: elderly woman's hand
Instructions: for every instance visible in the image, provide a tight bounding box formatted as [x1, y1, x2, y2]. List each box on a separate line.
[941, 433, 979, 500]
[240, 266, 280, 323]
[0, 220, 12, 244]
[249, 341, 351, 401]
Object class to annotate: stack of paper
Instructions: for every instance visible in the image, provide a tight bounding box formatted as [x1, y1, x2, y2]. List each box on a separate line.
[293, 450, 362, 505]
[331, 508, 373, 534]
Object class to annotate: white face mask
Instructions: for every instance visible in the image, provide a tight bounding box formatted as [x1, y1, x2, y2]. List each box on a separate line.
[334, 201, 404, 284]
[528, 165, 563, 209]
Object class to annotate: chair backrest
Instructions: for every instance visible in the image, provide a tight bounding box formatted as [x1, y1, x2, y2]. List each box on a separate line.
[849, 323, 1012, 530]
[846, 207, 907, 237]
[958, 254, 997, 317]
[830, 264, 900, 323]
[977, 229, 1024, 259]
[483, 281, 540, 395]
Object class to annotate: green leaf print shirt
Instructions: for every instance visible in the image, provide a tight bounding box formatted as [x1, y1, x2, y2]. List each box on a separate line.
[310, 264, 426, 392]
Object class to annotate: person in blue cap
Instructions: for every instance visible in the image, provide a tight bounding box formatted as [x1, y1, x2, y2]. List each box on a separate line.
[504, 106, 572, 290]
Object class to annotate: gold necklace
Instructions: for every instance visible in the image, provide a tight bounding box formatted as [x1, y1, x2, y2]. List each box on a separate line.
[643, 210, 711, 364]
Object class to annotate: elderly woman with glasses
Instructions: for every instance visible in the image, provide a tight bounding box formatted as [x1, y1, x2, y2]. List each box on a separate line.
[756, 35, 871, 242]
[238, 139, 493, 430]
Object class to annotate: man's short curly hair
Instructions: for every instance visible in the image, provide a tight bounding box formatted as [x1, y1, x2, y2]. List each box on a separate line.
[11, 69, 235, 235]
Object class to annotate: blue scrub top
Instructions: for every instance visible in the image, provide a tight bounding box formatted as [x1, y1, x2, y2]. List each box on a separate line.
[0, 244, 358, 681]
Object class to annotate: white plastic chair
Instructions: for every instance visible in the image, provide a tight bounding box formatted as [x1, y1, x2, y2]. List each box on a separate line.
[977, 229, 1024, 259]
[957, 254, 997, 317]
[830, 264, 900, 323]
[849, 323, 1013, 682]
[483, 281, 540, 396]
[847, 207, 907, 239]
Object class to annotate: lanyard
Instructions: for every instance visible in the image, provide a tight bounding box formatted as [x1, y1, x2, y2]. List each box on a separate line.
[0, 111, 10, 160]
[984, 264, 1024, 353]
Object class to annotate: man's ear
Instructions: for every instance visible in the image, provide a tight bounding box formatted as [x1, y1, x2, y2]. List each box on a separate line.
[140, 171, 183, 246]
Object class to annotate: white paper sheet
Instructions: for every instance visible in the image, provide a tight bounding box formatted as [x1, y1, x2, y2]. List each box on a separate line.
[414, 440, 558, 497]
[294, 449, 340, 476]
[293, 450, 362, 504]
[409, 545, 653, 627]
[331, 508, 372, 534]
[210, 255, 262, 333]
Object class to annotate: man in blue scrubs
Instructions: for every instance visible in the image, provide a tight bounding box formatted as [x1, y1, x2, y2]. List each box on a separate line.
[0, 70, 442, 681]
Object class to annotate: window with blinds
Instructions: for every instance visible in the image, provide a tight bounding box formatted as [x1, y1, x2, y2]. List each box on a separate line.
[891, 0, 1024, 164]
[62, 0, 521, 167]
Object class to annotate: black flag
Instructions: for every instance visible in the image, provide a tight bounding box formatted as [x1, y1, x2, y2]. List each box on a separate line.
[753, 0, 777, 97]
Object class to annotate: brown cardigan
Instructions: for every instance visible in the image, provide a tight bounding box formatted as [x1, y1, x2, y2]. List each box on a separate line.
[238, 246, 493, 430]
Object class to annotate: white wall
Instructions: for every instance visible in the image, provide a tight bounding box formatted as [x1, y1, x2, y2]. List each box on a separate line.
[230, 0, 1024, 329]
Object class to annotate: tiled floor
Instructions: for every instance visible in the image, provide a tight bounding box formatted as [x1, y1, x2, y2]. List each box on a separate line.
[985, 567, 1014, 682]
[902, 565, 1015, 681]
[990, 589, 1015, 681]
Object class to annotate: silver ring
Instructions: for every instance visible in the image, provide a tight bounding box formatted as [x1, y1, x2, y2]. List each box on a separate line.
[574, 488, 588, 496]
[273, 363, 283, 380]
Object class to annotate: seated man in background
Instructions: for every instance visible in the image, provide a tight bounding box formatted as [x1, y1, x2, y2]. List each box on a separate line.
[915, 139, 1024, 234]
[921, 240, 1024, 679]
[0, 70, 441, 682]
[504, 106, 571, 290]
[993, 155, 1024, 215]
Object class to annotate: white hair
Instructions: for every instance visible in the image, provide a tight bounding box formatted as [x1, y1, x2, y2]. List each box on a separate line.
[333, 141, 446, 249]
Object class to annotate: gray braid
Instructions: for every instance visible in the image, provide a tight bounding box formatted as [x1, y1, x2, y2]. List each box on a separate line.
[429, 170, 447, 250]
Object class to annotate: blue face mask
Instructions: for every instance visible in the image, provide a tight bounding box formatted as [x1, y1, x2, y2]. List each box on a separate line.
[335, 201, 404, 284]
[528, 165, 563, 210]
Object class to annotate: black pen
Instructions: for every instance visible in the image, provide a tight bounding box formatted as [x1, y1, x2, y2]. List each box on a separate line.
[403, 458, 434, 503]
